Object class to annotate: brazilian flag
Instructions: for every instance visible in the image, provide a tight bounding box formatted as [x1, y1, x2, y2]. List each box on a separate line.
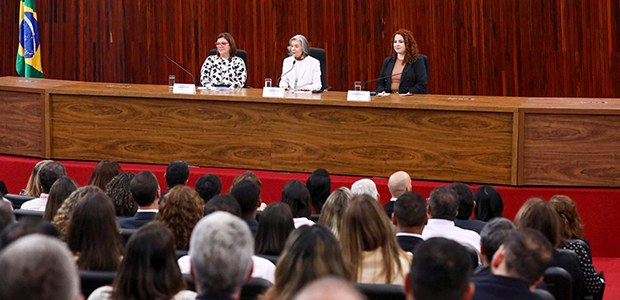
[16, 0, 44, 78]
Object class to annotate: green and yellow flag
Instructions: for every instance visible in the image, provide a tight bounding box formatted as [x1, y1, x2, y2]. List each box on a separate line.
[16, 0, 44, 78]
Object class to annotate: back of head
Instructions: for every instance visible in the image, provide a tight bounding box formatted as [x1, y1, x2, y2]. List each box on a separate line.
[451, 182, 474, 220]
[0, 234, 80, 300]
[255, 203, 294, 255]
[114, 222, 185, 299]
[428, 186, 459, 220]
[388, 171, 411, 198]
[230, 171, 262, 193]
[230, 180, 260, 216]
[88, 160, 121, 190]
[190, 212, 253, 295]
[474, 185, 503, 221]
[195, 174, 222, 203]
[306, 168, 331, 214]
[38, 161, 66, 194]
[130, 171, 159, 207]
[293, 277, 364, 300]
[281, 180, 312, 218]
[350, 178, 378, 200]
[410, 237, 472, 300]
[158, 185, 204, 250]
[106, 172, 137, 217]
[43, 176, 78, 221]
[514, 198, 561, 247]
[394, 191, 426, 227]
[501, 228, 553, 284]
[271, 225, 350, 299]
[549, 194, 584, 240]
[479, 217, 515, 264]
[23, 159, 52, 196]
[165, 160, 190, 187]
[318, 187, 353, 238]
[204, 194, 242, 217]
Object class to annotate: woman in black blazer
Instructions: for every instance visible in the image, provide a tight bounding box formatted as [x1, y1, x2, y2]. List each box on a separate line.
[376, 29, 428, 94]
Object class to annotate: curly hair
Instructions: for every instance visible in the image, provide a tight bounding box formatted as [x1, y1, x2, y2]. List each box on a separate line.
[392, 29, 419, 64]
[550, 195, 584, 240]
[52, 186, 103, 241]
[156, 185, 204, 250]
[105, 172, 138, 217]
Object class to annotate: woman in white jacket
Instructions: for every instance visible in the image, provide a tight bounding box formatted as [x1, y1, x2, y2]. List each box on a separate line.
[278, 34, 322, 91]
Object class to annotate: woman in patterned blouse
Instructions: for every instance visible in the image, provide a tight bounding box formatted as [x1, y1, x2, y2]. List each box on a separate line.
[200, 32, 247, 88]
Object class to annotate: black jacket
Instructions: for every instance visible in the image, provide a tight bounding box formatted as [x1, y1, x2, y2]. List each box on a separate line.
[376, 55, 428, 94]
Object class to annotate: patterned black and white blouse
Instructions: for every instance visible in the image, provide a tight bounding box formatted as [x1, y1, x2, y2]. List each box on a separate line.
[562, 239, 603, 296]
[200, 55, 247, 88]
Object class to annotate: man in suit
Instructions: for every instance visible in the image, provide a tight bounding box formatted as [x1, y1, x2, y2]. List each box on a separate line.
[119, 171, 159, 229]
[473, 217, 515, 278]
[453, 182, 486, 233]
[392, 191, 426, 252]
[230, 180, 260, 236]
[384, 171, 412, 217]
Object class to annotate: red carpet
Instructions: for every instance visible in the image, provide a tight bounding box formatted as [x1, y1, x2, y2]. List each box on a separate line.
[593, 257, 620, 300]
[0, 154, 619, 256]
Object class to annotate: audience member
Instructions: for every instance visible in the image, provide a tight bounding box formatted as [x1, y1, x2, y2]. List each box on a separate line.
[0, 199, 15, 233]
[20, 159, 51, 196]
[88, 222, 196, 300]
[118, 171, 160, 229]
[88, 160, 121, 191]
[230, 180, 261, 235]
[0, 219, 59, 249]
[293, 277, 364, 300]
[422, 186, 481, 257]
[156, 185, 204, 250]
[317, 187, 352, 239]
[204, 194, 241, 216]
[350, 178, 380, 201]
[230, 171, 262, 193]
[409, 237, 474, 300]
[195, 174, 221, 203]
[189, 212, 253, 299]
[306, 168, 331, 214]
[255, 203, 294, 256]
[67, 189, 123, 271]
[0, 234, 80, 300]
[21, 161, 66, 210]
[42, 176, 78, 221]
[280, 180, 314, 228]
[514, 197, 586, 300]
[162, 160, 190, 199]
[106, 172, 138, 217]
[474, 217, 515, 278]
[340, 194, 411, 285]
[393, 191, 426, 252]
[472, 229, 553, 300]
[474, 185, 503, 221]
[453, 182, 486, 233]
[52, 185, 101, 240]
[263, 225, 352, 300]
[550, 194, 604, 297]
[385, 171, 412, 217]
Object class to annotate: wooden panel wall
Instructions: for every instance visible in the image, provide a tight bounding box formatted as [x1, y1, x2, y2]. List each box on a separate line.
[1, 0, 619, 96]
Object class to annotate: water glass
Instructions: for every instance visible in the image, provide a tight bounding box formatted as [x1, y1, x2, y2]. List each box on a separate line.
[354, 81, 362, 91]
[168, 75, 176, 87]
[264, 78, 272, 88]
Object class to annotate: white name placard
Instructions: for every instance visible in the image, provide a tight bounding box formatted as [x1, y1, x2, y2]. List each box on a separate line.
[347, 90, 371, 102]
[172, 83, 197, 94]
[262, 87, 286, 98]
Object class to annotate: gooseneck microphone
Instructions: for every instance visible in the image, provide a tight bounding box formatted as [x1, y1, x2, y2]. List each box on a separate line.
[363, 71, 403, 92]
[276, 60, 296, 87]
[163, 54, 196, 85]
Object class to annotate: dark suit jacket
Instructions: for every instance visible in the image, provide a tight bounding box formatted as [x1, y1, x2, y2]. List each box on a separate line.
[376, 55, 428, 94]
[455, 219, 487, 234]
[473, 275, 540, 300]
[118, 211, 157, 229]
[384, 201, 395, 218]
[396, 234, 424, 252]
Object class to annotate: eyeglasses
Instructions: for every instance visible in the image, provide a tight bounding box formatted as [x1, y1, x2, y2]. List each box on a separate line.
[214, 42, 229, 46]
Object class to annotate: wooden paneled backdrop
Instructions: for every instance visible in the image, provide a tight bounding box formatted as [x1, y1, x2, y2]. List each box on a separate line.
[1, 0, 619, 96]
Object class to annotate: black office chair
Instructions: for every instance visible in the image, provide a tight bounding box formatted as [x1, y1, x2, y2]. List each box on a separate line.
[4, 193, 35, 210]
[534, 288, 556, 300]
[207, 49, 249, 87]
[79, 270, 117, 298]
[119, 228, 136, 245]
[308, 47, 330, 91]
[542, 266, 573, 300]
[176, 249, 189, 259]
[355, 283, 406, 300]
[240, 277, 273, 300]
[417, 54, 429, 78]
[13, 209, 44, 221]
[310, 213, 320, 222]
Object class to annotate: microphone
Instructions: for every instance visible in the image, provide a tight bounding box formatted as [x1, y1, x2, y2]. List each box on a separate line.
[363, 71, 403, 91]
[276, 60, 296, 87]
[163, 54, 196, 85]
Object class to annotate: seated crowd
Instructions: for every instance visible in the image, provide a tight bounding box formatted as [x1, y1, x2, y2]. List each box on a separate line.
[0, 160, 605, 300]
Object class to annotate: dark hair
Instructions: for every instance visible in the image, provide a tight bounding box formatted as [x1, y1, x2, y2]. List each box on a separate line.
[67, 190, 123, 270]
[0, 219, 59, 250]
[452, 182, 474, 220]
[479, 218, 515, 265]
[106, 172, 138, 217]
[130, 171, 159, 207]
[230, 181, 260, 216]
[195, 174, 221, 203]
[38, 161, 66, 194]
[306, 169, 331, 214]
[113, 222, 186, 299]
[217, 32, 237, 57]
[410, 238, 472, 300]
[392, 29, 419, 64]
[204, 194, 241, 217]
[43, 176, 78, 221]
[474, 185, 503, 221]
[88, 160, 121, 191]
[503, 229, 553, 284]
[428, 186, 459, 220]
[514, 198, 561, 247]
[0, 180, 8, 196]
[0, 200, 14, 233]
[165, 160, 190, 187]
[255, 203, 294, 256]
[281, 180, 312, 218]
[230, 171, 262, 193]
[394, 191, 426, 227]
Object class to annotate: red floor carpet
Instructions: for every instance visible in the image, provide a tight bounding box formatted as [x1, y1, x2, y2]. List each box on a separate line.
[593, 257, 620, 300]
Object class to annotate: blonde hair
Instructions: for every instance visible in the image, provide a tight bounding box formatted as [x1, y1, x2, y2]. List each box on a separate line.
[550, 195, 584, 240]
[21, 160, 52, 196]
[318, 187, 353, 238]
[52, 186, 102, 240]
